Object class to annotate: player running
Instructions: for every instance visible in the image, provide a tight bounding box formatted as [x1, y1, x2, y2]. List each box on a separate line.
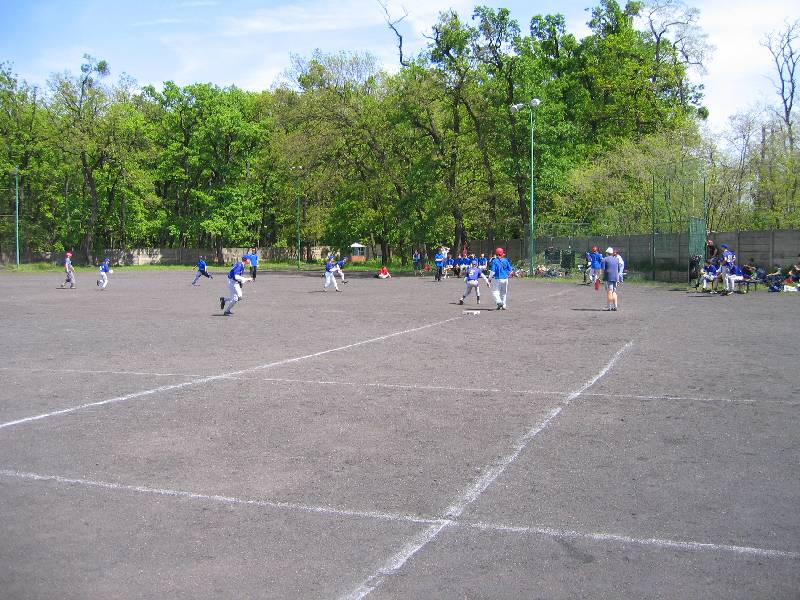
[192, 255, 213, 285]
[586, 246, 603, 287]
[219, 256, 251, 315]
[96, 258, 112, 290]
[323, 256, 341, 292]
[458, 260, 491, 305]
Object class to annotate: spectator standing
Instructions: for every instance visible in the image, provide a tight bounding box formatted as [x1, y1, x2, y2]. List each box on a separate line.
[412, 250, 422, 276]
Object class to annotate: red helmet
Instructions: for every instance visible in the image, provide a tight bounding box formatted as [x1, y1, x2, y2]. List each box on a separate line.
[495, 247, 505, 257]
[65, 252, 72, 257]
[592, 246, 598, 251]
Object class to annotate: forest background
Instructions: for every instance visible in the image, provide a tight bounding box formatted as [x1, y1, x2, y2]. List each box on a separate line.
[1, 0, 798, 264]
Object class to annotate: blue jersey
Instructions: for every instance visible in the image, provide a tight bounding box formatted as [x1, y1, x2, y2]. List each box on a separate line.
[490, 257, 513, 279]
[601, 255, 620, 282]
[412, 253, 421, 264]
[99, 262, 110, 273]
[337, 259, 347, 268]
[197, 259, 207, 271]
[228, 262, 245, 279]
[434, 253, 445, 267]
[704, 264, 717, 276]
[465, 266, 483, 281]
[248, 253, 258, 266]
[722, 250, 736, 265]
[478, 257, 488, 266]
[325, 260, 336, 273]
[588, 252, 603, 269]
[729, 265, 743, 276]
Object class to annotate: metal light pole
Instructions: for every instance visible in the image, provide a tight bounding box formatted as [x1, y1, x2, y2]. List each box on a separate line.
[14, 168, 20, 267]
[293, 166, 303, 271]
[296, 193, 301, 270]
[511, 99, 541, 271]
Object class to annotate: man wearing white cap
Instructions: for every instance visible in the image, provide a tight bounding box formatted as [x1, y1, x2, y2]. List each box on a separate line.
[600, 247, 622, 311]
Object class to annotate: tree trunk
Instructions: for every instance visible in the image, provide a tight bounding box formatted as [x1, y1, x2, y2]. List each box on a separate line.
[80, 152, 99, 264]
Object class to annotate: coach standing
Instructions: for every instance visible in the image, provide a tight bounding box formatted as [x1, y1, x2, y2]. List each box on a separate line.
[601, 247, 622, 311]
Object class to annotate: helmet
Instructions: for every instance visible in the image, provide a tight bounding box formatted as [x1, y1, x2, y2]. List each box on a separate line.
[592, 246, 598, 251]
[605, 247, 614, 254]
[495, 247, 505, 257]
[471, 260, 478, 266]
[65, 252, 72, 257]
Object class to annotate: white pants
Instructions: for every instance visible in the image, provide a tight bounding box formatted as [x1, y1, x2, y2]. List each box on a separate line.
[701, 274, 716, 290]
[224, 278, 243, 312]
[725, 274, 743, 292]
[64, 271, 75, 287]
[97, 272, 108, 289]
[324, 271, 339, 290]
[589, 267, 599, 282]
[492, 278, 508, 307]
[463, 280, 480, 299]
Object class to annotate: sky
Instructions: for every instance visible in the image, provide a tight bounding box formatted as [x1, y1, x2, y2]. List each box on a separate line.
[0, 0, 797, 133]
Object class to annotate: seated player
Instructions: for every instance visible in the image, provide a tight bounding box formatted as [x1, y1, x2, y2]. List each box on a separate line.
[700, 260, 718, 292]
[723, 264, 744, 295]
[376, 265, 391, 279]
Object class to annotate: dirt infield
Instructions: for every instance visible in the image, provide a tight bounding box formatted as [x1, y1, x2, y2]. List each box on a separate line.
[0, 269, 797, 599]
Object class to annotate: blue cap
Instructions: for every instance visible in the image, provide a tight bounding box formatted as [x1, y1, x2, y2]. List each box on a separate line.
[720, 244, 728, 249]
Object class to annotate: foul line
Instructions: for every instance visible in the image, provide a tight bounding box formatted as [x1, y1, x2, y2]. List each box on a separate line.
[3, 368, 792, 406]
[0, 317, 461, 431]
[1, 466, 794, 578]
[342, 340, 634, 600]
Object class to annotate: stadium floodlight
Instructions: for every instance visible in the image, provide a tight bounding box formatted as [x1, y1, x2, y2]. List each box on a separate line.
[510, 99, 542, 271]
[13, 168, 19, 267]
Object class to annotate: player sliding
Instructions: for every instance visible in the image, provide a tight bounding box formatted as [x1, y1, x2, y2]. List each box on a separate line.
[458, 259, 490, 305]
[219, 256, 252, 315]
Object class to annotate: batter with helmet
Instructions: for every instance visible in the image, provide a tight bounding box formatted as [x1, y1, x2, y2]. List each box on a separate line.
[489, 247, 513, 310]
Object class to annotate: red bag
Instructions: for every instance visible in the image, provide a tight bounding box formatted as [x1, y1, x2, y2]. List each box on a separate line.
[594, 279, 600, 290]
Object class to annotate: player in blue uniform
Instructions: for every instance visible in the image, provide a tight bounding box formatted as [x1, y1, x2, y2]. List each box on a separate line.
[192, 255, 213, 285]
[219, 256, 251, 315]
[96, 258, 112, 290]
[586, 246, 603, 286]
[434, 250, 445, 282]
[700, 260, 718, 292]
[334, 256, 349, 284]
[323, 257, 341, 291]
[489, 247, 513, 310]
[723, 263, 744, 295]
[247, 248, 259, 280]
[600, 247, 621, 310]
[458, 260, 491, 305]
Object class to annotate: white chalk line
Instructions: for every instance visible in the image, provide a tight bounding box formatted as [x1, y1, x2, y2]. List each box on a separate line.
[0, 317, 462, 431]
[0, 366, 203, 378]
[0, 468, 440, 526]
[3, 368, 793, 406]
[461, 520, 799, 560]
[2, 468, 795, 566]
[342, 340, 634, 600]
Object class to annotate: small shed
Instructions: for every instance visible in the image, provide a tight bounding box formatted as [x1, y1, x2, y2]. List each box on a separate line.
[350, 242, 367, 263]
